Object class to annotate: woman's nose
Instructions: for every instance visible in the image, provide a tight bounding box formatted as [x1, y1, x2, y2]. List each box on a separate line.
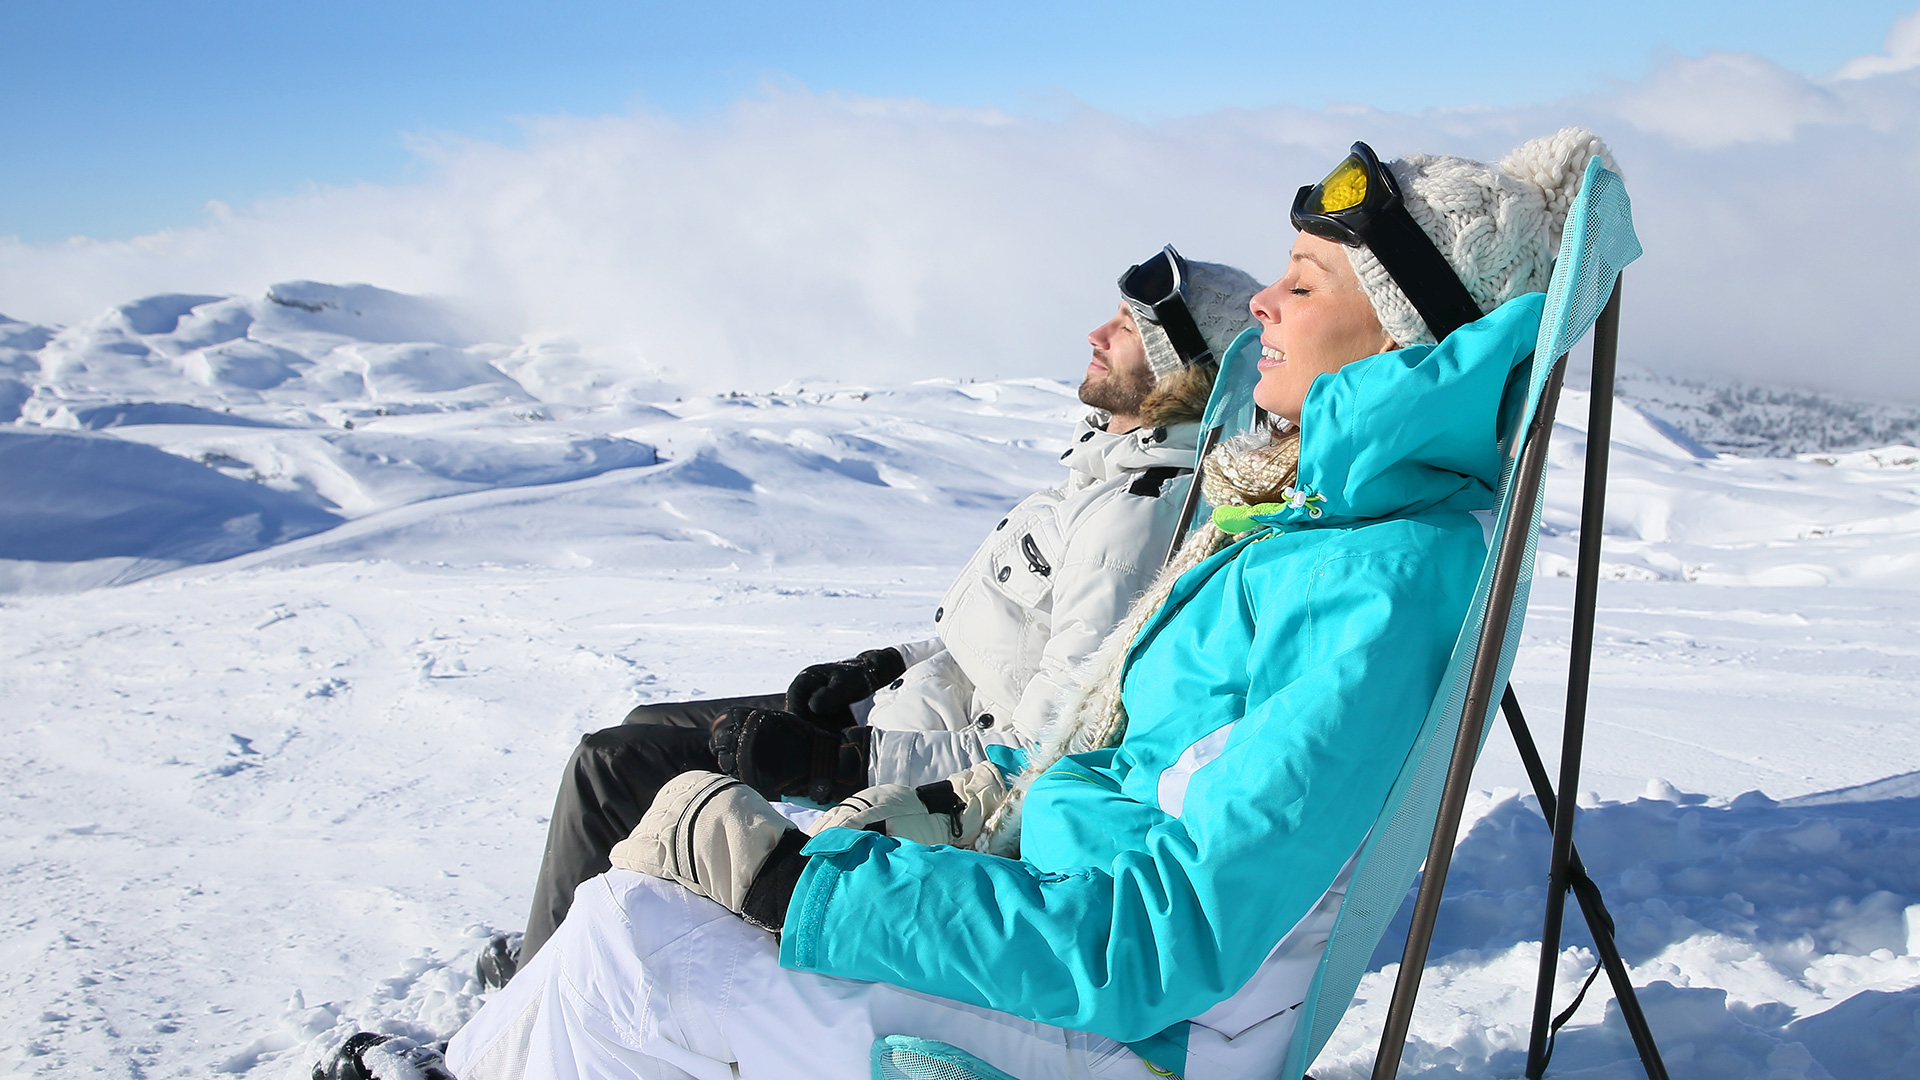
[1250, 283, 1284, 326]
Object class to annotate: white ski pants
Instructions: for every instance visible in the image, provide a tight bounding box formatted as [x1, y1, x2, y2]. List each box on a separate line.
[446, 870, 1166, 1080]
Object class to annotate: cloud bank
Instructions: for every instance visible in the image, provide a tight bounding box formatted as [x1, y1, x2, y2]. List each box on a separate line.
[4, 17, 1920, 401]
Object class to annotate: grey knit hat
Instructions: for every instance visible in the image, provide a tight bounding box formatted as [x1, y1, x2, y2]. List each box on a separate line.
[1132, 259, 1263, 383]
[1349, 128, 1617, 347]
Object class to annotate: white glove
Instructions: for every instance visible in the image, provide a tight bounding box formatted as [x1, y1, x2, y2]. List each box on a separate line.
[809, 761, 1007, 848]
[610, 771, 809, 931]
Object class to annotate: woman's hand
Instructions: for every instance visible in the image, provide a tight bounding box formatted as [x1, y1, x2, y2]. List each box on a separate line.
[810, 761, 1007, 848]
[610, 771, 809, 932]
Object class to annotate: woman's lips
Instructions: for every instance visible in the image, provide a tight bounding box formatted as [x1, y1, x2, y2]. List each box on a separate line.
[1257, 344, 1285, 371]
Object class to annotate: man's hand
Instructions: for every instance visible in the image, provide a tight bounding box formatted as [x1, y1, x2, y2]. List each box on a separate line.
[785, 647, 907, 730]
[809, 761, 1007, 848]
[709, 706, 847, 803]
[610, 771, 810, 932]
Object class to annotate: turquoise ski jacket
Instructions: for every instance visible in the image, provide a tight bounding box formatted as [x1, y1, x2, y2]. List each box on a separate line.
[781, 294, 1546, 1056]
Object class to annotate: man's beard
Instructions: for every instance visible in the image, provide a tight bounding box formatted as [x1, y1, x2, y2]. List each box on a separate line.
[1078, 354, 1154, 417]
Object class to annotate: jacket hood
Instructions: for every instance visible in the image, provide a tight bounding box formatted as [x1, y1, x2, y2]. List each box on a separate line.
[1138, 355, 1217, 430]
[1253, 292, 1545, 530]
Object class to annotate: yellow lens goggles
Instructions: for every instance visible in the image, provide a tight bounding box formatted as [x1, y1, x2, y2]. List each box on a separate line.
[1308, 154, 1370, 214]
[1291, 141, 1486, 341]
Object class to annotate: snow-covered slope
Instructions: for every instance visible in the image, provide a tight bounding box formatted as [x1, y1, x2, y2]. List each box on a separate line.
[4, 286, 1919, 1079]
[1618, 368, 1920, 458]
[0, 284, 663, 592]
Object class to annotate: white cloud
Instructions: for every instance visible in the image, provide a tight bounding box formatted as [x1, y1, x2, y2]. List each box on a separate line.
[1607, 52, 1847, 148]
[1834, 7, 1920, 79]
[3, 40, 1919, 404]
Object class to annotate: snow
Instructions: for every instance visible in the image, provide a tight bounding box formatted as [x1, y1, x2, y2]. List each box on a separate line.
[3, 286, 1919, 1079]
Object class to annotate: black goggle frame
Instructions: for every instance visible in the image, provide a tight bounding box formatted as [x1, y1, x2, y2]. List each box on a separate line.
[1118, 244, 1215, 367]
[1290, 142, 1485, 343]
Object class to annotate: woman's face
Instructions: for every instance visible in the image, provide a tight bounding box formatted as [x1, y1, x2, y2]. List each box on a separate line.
[1249, 233, 1396, 424]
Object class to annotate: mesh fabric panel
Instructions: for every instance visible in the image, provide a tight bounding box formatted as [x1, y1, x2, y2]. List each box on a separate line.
[1278, 158, 1640, 1080]
[1519, 157, 1643, 437]
[872, 1036, 1021, 1080]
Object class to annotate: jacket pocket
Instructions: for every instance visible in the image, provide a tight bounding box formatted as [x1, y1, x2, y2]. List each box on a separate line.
[984, 515, 1062, 611]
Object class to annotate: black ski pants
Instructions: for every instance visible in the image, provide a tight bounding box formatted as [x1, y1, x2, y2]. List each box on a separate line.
[520, 692, 785, 962]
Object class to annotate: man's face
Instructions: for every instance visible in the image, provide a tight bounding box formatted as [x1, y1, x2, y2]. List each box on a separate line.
[1081, 303, 1155, 418]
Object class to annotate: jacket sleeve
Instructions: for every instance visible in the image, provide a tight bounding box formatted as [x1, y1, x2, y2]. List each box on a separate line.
[890, 638, 947, 669]
[781, 544, 1466, 1042]
[866, 727, 1024, 788]
[1006, 476, 1188, 739]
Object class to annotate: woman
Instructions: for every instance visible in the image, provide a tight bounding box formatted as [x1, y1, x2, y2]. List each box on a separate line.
[440, 128, 1614, 1080]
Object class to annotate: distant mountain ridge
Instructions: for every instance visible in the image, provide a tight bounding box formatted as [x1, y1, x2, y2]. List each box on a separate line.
[1616, 368, 1920, 458]
[9, 284, 1919, 462]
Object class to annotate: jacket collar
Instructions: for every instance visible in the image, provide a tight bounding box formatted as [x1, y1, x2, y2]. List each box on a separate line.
[1249, 292, 1546, 531]
[1063, 413, 1200, 488]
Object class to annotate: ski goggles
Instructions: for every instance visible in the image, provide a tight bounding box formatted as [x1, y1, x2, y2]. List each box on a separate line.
[1118, 244, 1215, 367]
[1291, 142, 1484, 342]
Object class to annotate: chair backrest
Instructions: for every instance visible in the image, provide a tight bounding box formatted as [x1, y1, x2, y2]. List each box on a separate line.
[1261, 157, 1644, 1080]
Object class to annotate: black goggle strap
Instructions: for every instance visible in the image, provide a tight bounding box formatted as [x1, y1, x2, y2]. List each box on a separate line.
[1151, 296, 1213, 367]
[1121, 248, 1215, 367]
[1364, 206, 1485, 343]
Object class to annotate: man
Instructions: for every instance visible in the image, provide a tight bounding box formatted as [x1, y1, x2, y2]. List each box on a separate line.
[484, 247, 1262, 986]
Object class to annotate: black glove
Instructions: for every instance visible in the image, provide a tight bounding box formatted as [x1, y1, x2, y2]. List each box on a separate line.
[711, 706, 871, 804]
[785, 648, 907, 730]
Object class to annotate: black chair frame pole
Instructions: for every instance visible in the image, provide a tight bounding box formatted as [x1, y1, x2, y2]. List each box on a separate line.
[1166, 424, 1224, 563]
[1371, 350, 1566, 1080]
[1520, 281, 1668, 1080]
[1505, 692, 1668, 1079]
[1371, 277, 1668, 1080]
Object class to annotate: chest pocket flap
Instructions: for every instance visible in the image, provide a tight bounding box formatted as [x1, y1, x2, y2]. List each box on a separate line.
[986, 514, 1063, 609]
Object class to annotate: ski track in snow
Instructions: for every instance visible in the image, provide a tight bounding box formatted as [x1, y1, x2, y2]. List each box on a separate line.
[3, 286, 1920, 1079]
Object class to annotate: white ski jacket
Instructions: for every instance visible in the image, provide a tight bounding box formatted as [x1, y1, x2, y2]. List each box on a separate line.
[863, 413, 1199, 787]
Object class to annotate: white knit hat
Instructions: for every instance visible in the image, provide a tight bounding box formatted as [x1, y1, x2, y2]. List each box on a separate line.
[1348, 128, 1617, 347]
[1134, 259, 1263, 382]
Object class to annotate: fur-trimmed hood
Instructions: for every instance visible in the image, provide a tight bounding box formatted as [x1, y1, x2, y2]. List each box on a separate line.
[1138, 359, 1215, 430]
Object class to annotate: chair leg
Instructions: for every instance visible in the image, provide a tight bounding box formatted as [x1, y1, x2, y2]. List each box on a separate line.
[1502, 689, 1669, 1080]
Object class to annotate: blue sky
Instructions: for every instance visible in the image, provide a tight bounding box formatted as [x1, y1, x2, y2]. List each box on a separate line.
[6, 0, 1915, 242]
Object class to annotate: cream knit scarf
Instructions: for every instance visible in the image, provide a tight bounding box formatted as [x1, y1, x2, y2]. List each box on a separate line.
[978, 425, 1302, 856]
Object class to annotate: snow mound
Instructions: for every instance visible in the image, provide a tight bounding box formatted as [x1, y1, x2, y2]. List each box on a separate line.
[0, 428, 343, 592]
[257, 281, 485, 347]
[1, 285, 669, 591]
[1536, 390, 1920, 587]
[1309, 780, 1920, 1079]
[1803, 445, 1920, 470]
[25, 283, 525, 413]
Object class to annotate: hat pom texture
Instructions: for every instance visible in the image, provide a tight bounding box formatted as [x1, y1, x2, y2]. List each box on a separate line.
[1345, 128, 1616, 347]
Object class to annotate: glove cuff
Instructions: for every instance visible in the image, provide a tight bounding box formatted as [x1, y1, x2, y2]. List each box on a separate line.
[913, 779, 967, 841]
[806, 723, 845, 804]
[740, 828, 810, 932]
